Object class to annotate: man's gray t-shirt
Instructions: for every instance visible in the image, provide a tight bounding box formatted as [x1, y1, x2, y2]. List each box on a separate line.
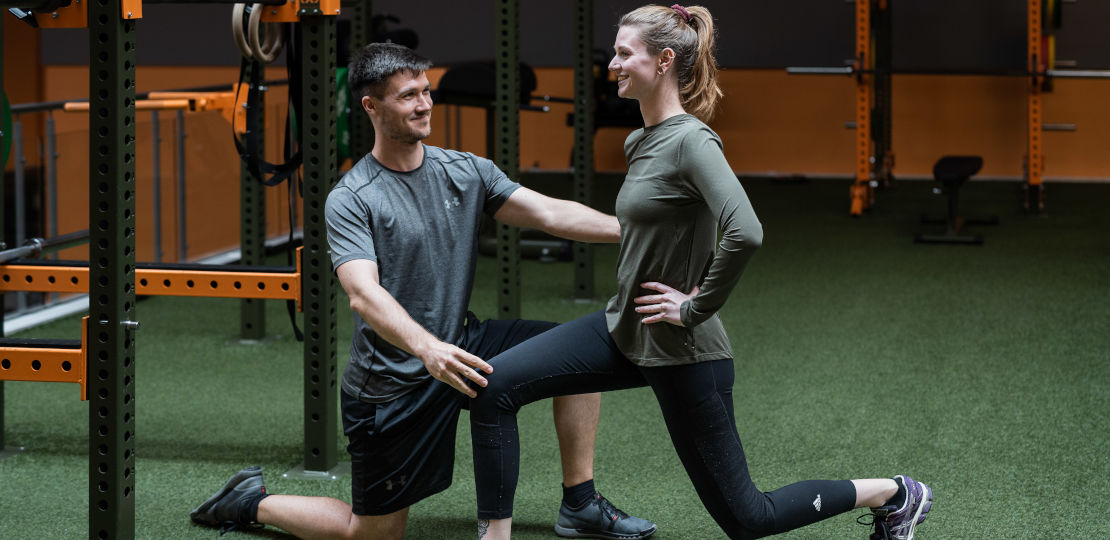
[325, 145, 521, 402]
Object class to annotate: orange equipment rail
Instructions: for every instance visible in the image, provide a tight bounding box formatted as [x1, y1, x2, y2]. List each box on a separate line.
[63, 99, 191, 113]
[0, 249, 303, 310]
[0, 317, 88, 400]
[148, 88, 250, 135]
[850, 0, 873, 216]
[1025, 0, 1044, 211]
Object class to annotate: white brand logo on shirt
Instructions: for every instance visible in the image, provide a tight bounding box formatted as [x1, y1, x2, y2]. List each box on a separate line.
[812, 494, 822, 512]
[444, 197, 460, 210]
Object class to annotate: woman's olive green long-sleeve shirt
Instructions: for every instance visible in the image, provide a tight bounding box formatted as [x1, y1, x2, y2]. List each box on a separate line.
[605, 114, 763, 367]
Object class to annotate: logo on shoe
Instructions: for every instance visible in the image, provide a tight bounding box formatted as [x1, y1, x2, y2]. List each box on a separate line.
[812, 494, 822, 512]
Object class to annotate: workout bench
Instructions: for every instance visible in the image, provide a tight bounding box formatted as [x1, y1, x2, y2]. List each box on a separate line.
[915, 155, 999, 245]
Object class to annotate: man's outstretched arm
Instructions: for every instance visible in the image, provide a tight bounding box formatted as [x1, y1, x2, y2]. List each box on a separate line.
[493, 187, 620, 243]
[336, 259, 492, 397]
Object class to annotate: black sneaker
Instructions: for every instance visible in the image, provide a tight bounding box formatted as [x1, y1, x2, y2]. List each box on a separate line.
[190, 466, 267, 534]
[555, 491, 657, 539]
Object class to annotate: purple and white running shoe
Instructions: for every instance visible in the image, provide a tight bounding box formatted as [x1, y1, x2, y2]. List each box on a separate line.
[866, 475, 933, 540]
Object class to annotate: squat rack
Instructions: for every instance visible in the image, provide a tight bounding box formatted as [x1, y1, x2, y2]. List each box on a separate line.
[0, 0, 596, 536]
[789, 0, 1110, 216]
[0, 1, 341, 537]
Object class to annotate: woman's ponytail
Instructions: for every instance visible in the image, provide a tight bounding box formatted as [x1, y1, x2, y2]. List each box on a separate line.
[618, 4, 723, 122]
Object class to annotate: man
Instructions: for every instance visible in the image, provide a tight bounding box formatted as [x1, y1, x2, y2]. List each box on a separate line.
[189, 43, 657, 540]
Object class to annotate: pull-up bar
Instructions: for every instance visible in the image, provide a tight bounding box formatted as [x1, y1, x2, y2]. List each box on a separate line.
[0, 230, 89, 264]
[64, 90, 249, 132]
[63, 99, 191, 112]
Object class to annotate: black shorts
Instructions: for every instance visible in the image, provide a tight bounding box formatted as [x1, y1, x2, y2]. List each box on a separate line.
[342, 313, 557, 515]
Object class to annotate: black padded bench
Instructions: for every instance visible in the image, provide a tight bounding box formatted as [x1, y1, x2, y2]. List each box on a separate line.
[915, 155, 999, 245]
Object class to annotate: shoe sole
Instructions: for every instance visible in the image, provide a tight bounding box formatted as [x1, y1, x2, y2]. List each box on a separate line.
[554, 524, 657, 539]
[189, 466, 263, 526]
[900, 482, 933, 540]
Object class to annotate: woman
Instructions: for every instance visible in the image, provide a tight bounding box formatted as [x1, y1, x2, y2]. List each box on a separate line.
[471, 5, 933, 540]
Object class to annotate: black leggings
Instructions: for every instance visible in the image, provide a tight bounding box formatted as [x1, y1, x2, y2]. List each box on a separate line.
[470, 310, 857, 539]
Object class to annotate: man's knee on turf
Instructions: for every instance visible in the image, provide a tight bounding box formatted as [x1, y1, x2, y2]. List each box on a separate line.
[350, 509, 408, 540]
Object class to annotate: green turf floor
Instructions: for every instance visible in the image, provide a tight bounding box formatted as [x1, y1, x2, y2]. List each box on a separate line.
[1, 178, 1108, 539]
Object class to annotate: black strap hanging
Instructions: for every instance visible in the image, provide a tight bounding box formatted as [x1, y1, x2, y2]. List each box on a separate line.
[232, 57, 303, 187]
[229, 17, 306, 342]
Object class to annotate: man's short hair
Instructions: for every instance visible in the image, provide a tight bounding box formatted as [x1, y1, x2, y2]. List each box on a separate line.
[348, 43, 433, 100]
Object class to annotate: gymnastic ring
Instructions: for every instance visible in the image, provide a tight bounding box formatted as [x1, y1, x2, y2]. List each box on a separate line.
[231, 3, 253, 60]
[248, 3, 284, 64]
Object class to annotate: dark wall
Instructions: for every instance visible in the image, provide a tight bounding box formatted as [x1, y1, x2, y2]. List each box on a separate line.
[39, 1, 1109, 70]
[40, 6, 247, 66]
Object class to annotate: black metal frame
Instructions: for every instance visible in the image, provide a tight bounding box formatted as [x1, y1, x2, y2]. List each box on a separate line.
[240, 60, 267, 340]
[86, 1, 138, 537]
[495, 0, 521, 319]
[872, 0, 893, 187]
[347, 0, 372, 162]
[297, 12, 339, 473]
[571, 0, 595, 300]
[1, 10, 7, 454]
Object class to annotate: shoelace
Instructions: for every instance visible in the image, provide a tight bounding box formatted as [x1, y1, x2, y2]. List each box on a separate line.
[596, 493, 630, 521]
[856, 511, 892, 540]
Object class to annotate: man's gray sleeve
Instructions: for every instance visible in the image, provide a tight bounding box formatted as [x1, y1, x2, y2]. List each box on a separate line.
[325, 186, 377, 271]
[478, 156, 523, 216]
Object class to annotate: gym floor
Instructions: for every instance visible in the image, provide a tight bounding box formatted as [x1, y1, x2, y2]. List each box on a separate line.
[2, 177, 1107, 539]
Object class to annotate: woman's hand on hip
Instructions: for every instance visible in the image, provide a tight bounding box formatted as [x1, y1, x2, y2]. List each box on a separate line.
[634, 282, 699, 327]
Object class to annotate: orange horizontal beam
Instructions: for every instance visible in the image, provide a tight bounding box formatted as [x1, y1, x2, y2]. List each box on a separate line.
[147, 91, 237, 112]
[148, 87, 249, 134]
[0, 318, 87, 400]
[0, 266, 301, 308]
[0, 265, 87, 293]
[63, 99, 191, 113]
[136, 269, 300, 305]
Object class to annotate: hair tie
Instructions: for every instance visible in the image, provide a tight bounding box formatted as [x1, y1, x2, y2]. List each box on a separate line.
[670, 4, 691, 23]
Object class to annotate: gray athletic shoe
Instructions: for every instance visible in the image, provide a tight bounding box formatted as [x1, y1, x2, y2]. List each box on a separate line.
[866, 475, 933, 540]
[190, 466, 267, 534]
[555, 491, 657, 539]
